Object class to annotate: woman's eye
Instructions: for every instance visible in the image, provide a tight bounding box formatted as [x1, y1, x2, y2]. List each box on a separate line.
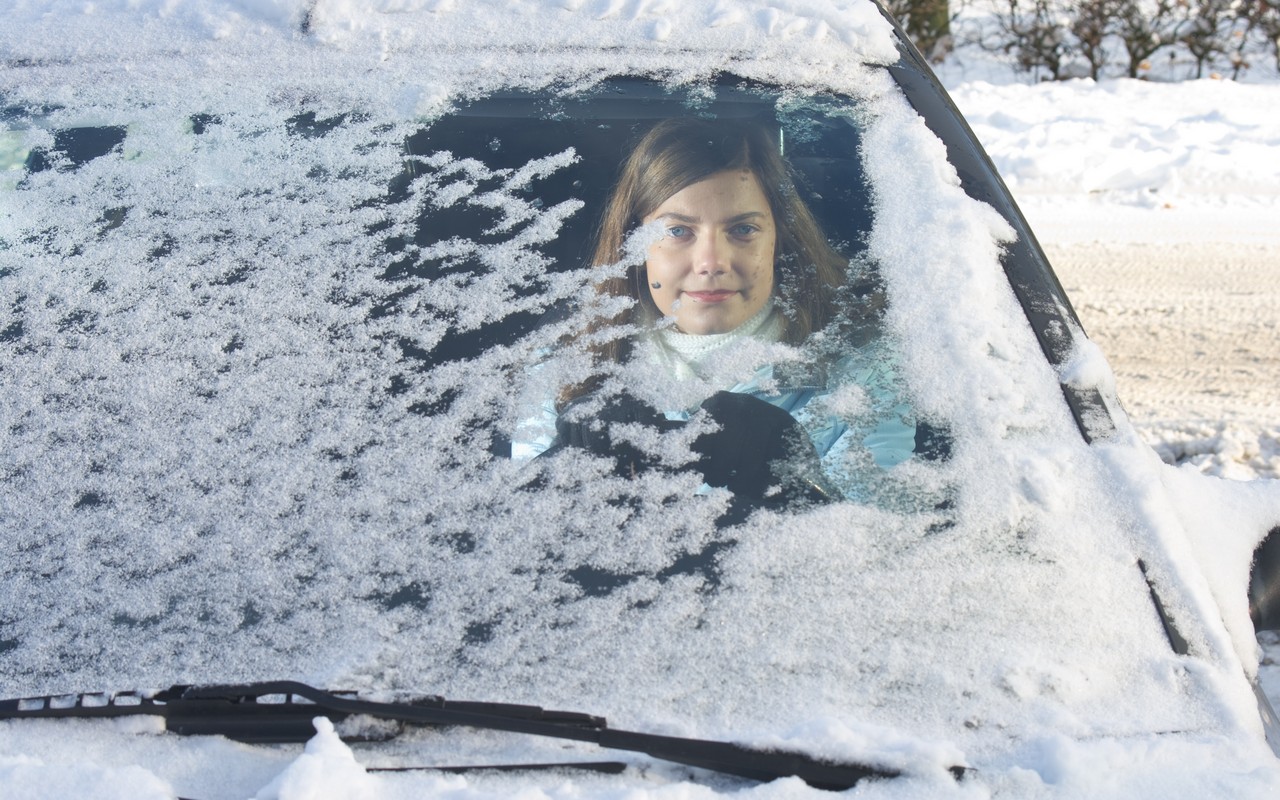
[729, 223, 759, 237]
[665, 225, 690, 239]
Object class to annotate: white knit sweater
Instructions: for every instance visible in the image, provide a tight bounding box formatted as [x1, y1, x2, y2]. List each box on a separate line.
[651, 300, 784, 381]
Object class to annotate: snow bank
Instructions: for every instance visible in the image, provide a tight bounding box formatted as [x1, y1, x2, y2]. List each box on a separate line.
[948, 79, 1280, 205]
[1146, 425, 1280, 482]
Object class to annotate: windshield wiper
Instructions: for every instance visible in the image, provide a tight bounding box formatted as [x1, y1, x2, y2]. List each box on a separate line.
[0, 680, 944, 790]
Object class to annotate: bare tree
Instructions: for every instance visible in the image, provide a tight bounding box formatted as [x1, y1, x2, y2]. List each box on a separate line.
[984, 0, 1072, 79]
[887, 0, 956, 60]
[1239, 0, 1280, 72]
[979, 0, 1271, 79]
[1072, 0, 1118, 78]
[1179, 0, 1237, 77]
[1113, 0, 1184, 76]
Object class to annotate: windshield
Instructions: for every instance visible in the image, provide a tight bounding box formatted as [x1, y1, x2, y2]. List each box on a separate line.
[0, 73, 1225, 765]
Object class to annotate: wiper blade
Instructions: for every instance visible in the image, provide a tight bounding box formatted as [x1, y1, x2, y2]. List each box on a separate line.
[369, 761, 629, 775]
[0, 680, 926, 790]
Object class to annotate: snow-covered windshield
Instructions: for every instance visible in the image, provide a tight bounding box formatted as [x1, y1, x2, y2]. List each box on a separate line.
[0, 59, 1256, 773]
[0, 77, 923, 663]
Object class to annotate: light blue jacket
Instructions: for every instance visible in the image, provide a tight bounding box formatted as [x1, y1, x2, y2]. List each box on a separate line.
[512, 356, 915, 471]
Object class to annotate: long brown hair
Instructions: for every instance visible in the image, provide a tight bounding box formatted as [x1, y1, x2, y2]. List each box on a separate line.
[569, 117, 847, 403]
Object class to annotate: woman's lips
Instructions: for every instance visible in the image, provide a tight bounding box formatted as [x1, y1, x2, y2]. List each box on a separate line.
[684, 290, 736, 303]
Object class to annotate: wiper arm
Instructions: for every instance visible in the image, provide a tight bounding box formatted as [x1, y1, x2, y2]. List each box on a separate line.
[0, 680, 930, 790]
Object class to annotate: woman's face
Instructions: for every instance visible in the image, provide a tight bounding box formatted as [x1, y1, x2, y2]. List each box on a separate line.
[642, 169, 776, 335]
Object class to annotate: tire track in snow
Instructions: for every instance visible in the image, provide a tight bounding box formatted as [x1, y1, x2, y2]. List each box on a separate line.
[1049, 240, 1280, 428]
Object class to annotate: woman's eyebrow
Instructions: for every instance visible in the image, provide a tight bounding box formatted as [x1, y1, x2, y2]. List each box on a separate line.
[723, 211, 768, 224]
[652, 211, 768, 224]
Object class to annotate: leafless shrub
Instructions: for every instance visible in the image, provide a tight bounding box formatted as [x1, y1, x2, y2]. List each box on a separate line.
[1112, 0, 1184, 77]
[957, 0, 1279, 79]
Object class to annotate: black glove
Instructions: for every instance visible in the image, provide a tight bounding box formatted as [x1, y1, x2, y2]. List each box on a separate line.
[547, 390, 833, 513]
[693, 391, 832, 507]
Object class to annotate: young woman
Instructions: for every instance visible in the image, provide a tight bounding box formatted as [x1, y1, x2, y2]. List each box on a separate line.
[584, 116, 846, 368]
[515, 117, 914, 507]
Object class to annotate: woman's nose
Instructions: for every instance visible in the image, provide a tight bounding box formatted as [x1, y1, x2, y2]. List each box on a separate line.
[694, 234, 729, 274]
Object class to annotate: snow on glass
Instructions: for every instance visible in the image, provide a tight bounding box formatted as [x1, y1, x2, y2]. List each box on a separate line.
[2, 1, 1278, 797]
[0, 75, 1236, 748]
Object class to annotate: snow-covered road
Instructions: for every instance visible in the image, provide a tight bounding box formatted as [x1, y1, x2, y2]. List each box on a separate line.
[1052, 239, 1278, 426]
[1015, 202, 1280, 482]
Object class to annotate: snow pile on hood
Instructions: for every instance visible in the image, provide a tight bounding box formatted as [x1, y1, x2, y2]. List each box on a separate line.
[254, 718, 380, 800]
[1158, 465, 1280, 671]
[3, 0, 901, 90]
[0, 754, 174, 800]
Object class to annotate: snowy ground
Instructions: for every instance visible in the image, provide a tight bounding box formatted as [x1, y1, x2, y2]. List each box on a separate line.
[934, 55, 1280, 714]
